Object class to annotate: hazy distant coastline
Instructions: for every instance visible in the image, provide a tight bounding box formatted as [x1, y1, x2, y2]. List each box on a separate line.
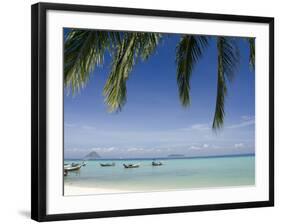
[65, 152, 255, 161]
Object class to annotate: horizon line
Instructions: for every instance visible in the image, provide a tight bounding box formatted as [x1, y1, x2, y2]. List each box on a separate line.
[65, 152, 255, 160]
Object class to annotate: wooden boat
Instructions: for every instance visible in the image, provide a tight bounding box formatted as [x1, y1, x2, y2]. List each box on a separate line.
[123, 163, 140, 168]
[64, 164, 71, 169]
[64, 164, 82, 171]
[100, 162, 115, 167]
[64, 161, 84, 168]
[152, 161, 163, 166]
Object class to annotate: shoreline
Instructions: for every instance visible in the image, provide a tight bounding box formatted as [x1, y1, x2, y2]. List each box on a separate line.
[64, 184, 130, 195]
[64, 182, 255, 196]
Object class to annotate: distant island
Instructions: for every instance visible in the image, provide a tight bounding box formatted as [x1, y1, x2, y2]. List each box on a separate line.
[167, 154, 185, 158]
[84, 150, 101, 160]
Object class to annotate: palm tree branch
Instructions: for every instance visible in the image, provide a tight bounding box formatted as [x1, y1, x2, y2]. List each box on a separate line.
[176, 35, 209, 106]
[213, 37, 239, 130]
[64, 30, 121, 94]
[103, 33, 161, 112]
[103, 34, 136, 112]
[248, 37, 255, 70]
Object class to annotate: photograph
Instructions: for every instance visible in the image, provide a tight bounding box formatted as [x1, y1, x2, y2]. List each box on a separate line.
[0, 0, 278, 223]
[31, 2, 274, 221]
[63, 28, 256, 196]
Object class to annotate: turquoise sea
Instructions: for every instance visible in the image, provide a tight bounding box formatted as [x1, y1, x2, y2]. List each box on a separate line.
[64, 155, 255, 192]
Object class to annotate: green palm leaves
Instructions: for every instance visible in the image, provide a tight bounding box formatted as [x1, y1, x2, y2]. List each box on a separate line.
[103, 34, 137, 112]
[64, 29, 254, 130]
[64, 29, 161, 111]
[175, 35, 239, 130]
[64, 30, 110, 93]
[103, 32, 161, 112]
[248, 38, 255, 70]
[176, 35, 209, 106]
[213, 37, 239, 129]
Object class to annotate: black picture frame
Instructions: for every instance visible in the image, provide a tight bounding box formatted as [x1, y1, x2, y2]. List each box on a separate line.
[31, 2, 274, 222]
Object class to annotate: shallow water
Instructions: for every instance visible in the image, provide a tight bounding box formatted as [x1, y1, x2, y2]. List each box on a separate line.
[64, 155, 255, 194]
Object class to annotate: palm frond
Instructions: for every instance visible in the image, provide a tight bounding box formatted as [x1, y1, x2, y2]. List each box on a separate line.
[176, 35, 209, 106]
[64, 30, 121, 94]
[103, 34, 135, 112]
[248, 37, 255, 70]
[213, 37, 239, 130]
[138, 33, 161, 60]
[103, 32, 161, 112]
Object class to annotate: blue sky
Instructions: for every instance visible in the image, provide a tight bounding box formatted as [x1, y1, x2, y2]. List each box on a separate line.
[64, 30, 255, 159]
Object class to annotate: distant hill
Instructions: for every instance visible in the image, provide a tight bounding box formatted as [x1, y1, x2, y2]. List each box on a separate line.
[167, 154, 185, 158]
[84, 150, 101, 160]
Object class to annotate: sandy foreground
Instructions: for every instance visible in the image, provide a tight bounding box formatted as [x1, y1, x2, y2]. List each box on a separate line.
[64, 184, 132, 195]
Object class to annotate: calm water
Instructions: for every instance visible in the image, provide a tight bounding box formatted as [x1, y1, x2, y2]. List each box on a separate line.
[64, 155, 255, 192]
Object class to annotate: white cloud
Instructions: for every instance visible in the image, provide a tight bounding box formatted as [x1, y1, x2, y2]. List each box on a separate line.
[191, 124, 210, 130]
[127, 147, 143, 152]
[89, 147, 102, 151]
[189, 144, 209, 150]
[189, 145, 201, 150]
[86, 147, 117, 152]
[234, 143, 244, 148]
[180, 123, 211, 131]
[241, 115, 255, 121]
[106, 147, 116, 152]
[227, 116, 255, 129]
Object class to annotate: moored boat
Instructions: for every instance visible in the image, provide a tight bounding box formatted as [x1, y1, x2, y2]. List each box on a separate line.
[64, 164, 82, 171]
[64, 161, 86, 173]
[100, 162, 115, 167]
[71, 162, 80, 167]
[123, 163, 140, 168]
[152, 161, 163, 166]
[64, 164, 71, 169]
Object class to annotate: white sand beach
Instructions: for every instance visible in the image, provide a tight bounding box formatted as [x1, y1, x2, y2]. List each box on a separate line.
[64, 184, 130, 196]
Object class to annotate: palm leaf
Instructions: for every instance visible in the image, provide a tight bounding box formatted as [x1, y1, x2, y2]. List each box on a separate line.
[103, 32, 161, 112]
[64, 30, 121, 94]
[176, 35, 209, 106]
[103, 34, 136, 112]
[248, 37, 255, 70]
[213, 37, 239, 129]
[138, 32, 161, 60]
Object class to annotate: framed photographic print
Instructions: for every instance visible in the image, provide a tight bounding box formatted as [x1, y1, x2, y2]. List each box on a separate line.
[31, 2, 274, 222]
